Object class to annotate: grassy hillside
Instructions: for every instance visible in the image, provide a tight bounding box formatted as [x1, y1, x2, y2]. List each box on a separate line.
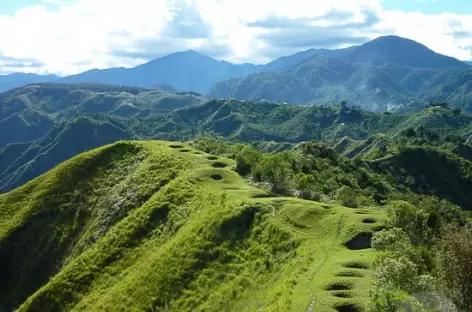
[0, 140, 384, 312]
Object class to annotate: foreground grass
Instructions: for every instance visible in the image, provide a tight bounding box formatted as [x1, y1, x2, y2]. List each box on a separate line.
[0, 141, 385, 311]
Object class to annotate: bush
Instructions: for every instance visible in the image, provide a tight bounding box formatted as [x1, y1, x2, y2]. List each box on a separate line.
[298, 189, 321, 201]
[335, 185, 358, 207]
[254, 154, 292, 193]
[436, 226, 472, 311]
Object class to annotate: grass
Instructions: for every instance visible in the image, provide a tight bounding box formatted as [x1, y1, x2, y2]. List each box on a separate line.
[0, 140, 386, 312]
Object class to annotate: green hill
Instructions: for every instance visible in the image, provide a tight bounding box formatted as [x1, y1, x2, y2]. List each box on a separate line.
[0, 140, 384, 312]
[128, 100, 411, 142]
[0, 83, 206, 148]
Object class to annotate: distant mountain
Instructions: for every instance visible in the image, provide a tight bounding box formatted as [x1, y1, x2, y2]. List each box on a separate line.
[345, 36, 468, 69]
[56, 48, 363, 94]
[209, 72, 313, 104]
[263, 46, 358, 71]
[58, 51, 263, 93]
[153, 83, 178, 93]
[209, 36, 472, 112]
[0, 73, 59, 93]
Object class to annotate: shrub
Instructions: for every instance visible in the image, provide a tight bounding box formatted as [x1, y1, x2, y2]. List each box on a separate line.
[335, 185, 358, 208]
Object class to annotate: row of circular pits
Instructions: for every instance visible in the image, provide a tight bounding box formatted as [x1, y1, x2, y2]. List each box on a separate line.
[323, 260, 371, 311]
[168, 144, 229, 171]
[170, 144, 367, 311]
[327, 216, 377, 310]
[172, 144, 370, 301]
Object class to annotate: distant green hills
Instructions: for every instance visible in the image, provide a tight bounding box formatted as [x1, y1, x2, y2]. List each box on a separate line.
[0, 83, 206, 146]
[0, 116, 132, 192]
[0, 84, 209, 191]
[1, 81, 472, 193]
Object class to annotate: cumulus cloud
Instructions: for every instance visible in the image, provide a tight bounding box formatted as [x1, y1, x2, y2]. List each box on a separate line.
[0, 0, 471, 75]
[0, 56, 45, 74]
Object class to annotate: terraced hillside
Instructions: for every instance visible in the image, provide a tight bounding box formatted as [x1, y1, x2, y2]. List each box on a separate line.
[0, 140, 384, 312]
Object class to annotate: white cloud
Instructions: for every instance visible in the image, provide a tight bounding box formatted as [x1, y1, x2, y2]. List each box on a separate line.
[0, 0, 471, 75]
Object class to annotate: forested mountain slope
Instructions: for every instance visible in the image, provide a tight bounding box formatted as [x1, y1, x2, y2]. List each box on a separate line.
[209, 36, 472, 112]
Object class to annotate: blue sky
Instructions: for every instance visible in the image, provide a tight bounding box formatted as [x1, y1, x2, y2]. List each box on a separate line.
[2, 0, 471, 15]
[0, 0, 471, 75]
[382, 0, 472, 14]
[0, 0, 58, 14]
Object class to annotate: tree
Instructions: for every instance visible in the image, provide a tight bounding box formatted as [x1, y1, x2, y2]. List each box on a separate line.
[372, 228, 411, 253]
[255, 154, 292, 193]
[386, 201, 431, 246]
[235, 146, 261, 175]
[452, 108, 462, 116]
[436, 226, 472, 311]
[335, 185, 357, 207]
[404, 128, 417, 138]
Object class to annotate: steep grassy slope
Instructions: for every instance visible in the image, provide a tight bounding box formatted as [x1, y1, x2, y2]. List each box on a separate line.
[0, 140, 384, 312]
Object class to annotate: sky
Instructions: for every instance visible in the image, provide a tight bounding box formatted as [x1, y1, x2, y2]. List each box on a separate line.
[0, 0, 471, 75]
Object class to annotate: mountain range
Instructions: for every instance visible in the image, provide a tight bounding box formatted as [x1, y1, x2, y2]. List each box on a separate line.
[209, 36, 472, 112]
[1, 36, 471, 112]
[0, 73, 59, 93]
[1, 80, 472, 193]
